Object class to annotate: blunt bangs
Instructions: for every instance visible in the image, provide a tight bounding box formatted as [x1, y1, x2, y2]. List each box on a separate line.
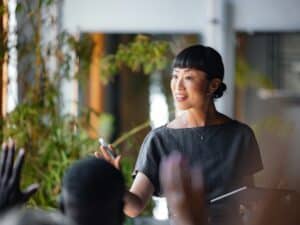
[172, 45, 207, 71]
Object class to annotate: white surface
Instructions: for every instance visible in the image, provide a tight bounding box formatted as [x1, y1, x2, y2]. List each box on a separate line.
[233, 0, 300, 31]
[63, 0, 206, 33]
[63, 0, 300, 33]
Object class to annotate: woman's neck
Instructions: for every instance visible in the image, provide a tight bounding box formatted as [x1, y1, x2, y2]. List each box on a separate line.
[185, 103, 218, 127]
[168, 103, 231, 129]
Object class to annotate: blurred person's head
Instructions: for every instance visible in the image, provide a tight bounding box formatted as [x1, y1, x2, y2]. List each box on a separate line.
[60, 157, 125, 225]
[0, 208, 73, 225]
[171, 44, 226, 110]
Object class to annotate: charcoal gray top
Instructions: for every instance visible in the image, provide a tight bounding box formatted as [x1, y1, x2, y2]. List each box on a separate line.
[133, 119, 263, 200]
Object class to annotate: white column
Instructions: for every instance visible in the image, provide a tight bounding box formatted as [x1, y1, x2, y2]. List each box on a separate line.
[203, 0, 235, 117]
[41, 0, 59, 79]
[7, 0, 18, 113]
[55, 1, 78, 116]
[60, 46, 79, 116]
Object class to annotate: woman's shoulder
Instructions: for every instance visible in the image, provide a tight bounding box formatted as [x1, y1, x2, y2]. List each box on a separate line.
[230, 119, 254, 131]
[139, 126, 170, 152]
[144, 125, 169, 140]
[215, 113, 252, 129]
[227, 119, 257, 138]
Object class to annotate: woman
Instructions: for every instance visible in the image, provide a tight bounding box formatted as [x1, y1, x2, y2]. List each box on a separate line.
[97, 44, 263, 224]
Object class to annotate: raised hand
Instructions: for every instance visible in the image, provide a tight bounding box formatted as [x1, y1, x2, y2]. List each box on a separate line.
[0, 140, 39, 212]
[94, 144, 121, 170]
[160, 152, 206, 225]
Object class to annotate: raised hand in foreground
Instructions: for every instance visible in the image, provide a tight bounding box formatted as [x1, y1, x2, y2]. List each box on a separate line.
[0, 140, 39, 213]
[160, 152, 206, 225]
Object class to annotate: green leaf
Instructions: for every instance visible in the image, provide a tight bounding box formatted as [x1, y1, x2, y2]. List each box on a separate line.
[15, 3, 23, 13]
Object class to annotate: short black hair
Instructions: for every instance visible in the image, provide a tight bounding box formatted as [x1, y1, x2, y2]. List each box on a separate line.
[61, 157, 125, 225]
[173, 45, 226, 98]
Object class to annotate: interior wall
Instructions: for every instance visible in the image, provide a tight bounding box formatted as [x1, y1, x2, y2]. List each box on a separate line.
[238, 33, 300, 191]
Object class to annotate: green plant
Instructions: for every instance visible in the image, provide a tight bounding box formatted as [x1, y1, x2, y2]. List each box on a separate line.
[1, 79, 99, 208]
[101, 34, 172, 83]
[0, 0, 173, 210]
[0, 0, 99, 208]
[235, 57, 274, 90]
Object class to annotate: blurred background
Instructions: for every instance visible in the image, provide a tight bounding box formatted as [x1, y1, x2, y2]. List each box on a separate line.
[1, 0, 300, 224]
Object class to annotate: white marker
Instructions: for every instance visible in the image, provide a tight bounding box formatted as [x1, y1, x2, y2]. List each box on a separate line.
[210, 186, 247, 203]
[98, 137, 117, 159]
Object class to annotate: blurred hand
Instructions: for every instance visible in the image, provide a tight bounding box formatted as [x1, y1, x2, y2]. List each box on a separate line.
[94, 144, 121, 169]
[0, 140, 39, 212]
[160, 152, 206, 225]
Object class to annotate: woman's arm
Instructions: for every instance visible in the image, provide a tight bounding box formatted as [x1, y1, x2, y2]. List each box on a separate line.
[95, 145, 154, 217]
[124, 172, 154, 217]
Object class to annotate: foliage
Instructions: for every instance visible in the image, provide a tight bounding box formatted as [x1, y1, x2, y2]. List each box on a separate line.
[1, 80, 98, 208]
[0, 1, 173, 210]
[100, 34, 172, 83]
[0, 0, 99, 208]
[235, 57, 274, 90]
[0, 4, 8, 65]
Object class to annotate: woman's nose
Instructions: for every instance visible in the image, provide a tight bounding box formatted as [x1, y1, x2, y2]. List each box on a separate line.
[175, 78, 185, 90]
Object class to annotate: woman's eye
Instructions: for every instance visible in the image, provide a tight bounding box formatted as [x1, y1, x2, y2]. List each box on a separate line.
[185, 76, 193, 80]
[172, 74, 178, 79]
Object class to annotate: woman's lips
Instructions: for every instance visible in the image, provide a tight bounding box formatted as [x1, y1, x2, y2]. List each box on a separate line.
[175, 94, 187, 102]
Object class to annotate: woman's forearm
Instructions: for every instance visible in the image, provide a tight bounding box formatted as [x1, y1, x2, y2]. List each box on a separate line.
[123, 190, 145, 217]
[124, 172, 154, 217]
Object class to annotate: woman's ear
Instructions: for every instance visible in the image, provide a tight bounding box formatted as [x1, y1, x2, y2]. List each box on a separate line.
[207, 78, 221, 95]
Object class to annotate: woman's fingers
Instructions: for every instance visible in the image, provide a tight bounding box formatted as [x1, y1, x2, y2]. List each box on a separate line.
[22, 183, 39, 202]
[160, 153, 190, 219]
[94, 151, 102, 159]
[99, 146, 112, 160]
[161, 152, 188, 193]
[160, 155, 174, 192]
[95, 145, 121, 170]
[11, 148, 25, 186]
[160, 153, 206, 225]
[114, 155, 121, 169]
[0, 143, 9, 178]
[4, 140, 16, 183]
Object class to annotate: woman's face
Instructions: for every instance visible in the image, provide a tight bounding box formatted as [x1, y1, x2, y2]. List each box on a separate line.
[170, 68, 210, 111]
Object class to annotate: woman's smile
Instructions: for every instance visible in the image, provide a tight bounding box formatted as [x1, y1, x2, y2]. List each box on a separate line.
[174, 93, 188, 102]
[171, 68, 211, 110]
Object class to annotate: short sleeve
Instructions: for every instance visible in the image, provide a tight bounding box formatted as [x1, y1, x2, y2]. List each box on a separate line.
[237, 126, 263, 178]
[132, 131, 162, 196]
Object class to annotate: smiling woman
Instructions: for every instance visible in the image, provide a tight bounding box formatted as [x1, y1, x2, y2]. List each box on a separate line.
[168, 45, 227, 128]
[96, 44, 263, 225]
[171, 68, 213, 112]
